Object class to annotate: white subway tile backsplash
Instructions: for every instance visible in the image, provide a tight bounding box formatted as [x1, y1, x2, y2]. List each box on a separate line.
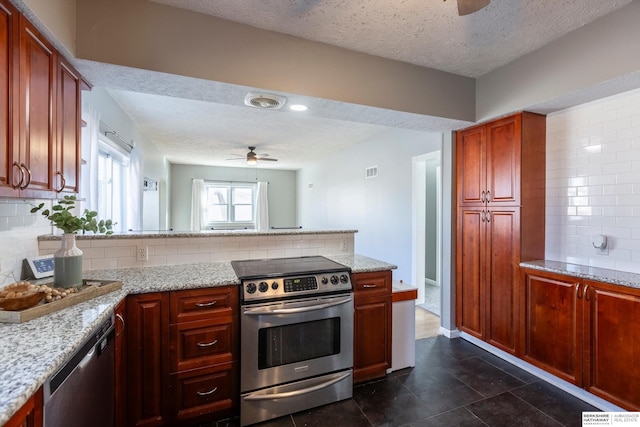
[546, 88, 640, 274]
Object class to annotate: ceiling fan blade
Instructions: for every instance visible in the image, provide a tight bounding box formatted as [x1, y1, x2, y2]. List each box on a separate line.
[457, 0, 490, 16]
[225, 157, 244, 161]
[256, 157, 278, 162]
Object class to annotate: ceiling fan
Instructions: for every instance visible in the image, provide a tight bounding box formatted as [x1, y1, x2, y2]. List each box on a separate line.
[446, 0, 490, 16]
[226, 146, 278, 165]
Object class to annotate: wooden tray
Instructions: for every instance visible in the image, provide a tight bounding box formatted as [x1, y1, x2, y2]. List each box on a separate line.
[0, 279, 122, 323]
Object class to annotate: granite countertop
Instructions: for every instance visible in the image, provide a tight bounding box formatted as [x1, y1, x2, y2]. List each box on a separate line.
[37, 228, 358, 241]
[0, 254, 395, 424]
[520, 260, 640, 290]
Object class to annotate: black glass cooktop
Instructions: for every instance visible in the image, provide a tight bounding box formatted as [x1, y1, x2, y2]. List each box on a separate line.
[231, 256, 350, 280]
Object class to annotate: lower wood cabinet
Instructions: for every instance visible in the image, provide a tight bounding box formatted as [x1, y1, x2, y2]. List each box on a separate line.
[353, 270, 392, 383]
[521, 268, 640, 410]
[125, 287, 238, 426]
[4, 387, 42, 427]
[114, 299, 127, 427]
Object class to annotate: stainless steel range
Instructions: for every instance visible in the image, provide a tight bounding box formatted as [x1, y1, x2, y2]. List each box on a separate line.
[231, 256, 353, 426]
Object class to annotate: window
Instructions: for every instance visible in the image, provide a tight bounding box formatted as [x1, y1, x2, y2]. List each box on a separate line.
[205, 182, 256, 229]
[97, 140, 129, 232]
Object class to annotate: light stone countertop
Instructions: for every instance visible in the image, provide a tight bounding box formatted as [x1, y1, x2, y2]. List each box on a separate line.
[520, 260, 640, 290]
[37, 228, 358, 241]
[0, 254, 394, 425]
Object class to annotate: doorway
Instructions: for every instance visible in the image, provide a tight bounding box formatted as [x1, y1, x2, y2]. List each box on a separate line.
[412, 151, 442, 337]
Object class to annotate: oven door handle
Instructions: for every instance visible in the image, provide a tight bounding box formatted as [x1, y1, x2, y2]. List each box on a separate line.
[244, 296, 352, 315]
[243, 371, 351, 401]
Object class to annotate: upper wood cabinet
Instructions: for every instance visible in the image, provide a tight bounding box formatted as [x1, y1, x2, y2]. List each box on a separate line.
[0, 0, 85, 198]
[455, 112, 546, 356]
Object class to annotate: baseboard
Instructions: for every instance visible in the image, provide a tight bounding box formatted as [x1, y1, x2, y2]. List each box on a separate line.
[424, 278, 437, 287]
[438, 327, 460, 338]
[459, 333, 625, 412]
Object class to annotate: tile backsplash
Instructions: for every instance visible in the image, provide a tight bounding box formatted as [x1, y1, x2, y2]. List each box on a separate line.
[546, 88, 640, 273]
[0, 199, 52, 286]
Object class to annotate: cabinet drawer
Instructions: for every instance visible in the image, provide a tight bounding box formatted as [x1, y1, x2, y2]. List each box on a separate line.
[170, 363, 237, 423]
[352, 271, 392, 298]
[171, 318, 236, 372]
[170, 286, 238, 323]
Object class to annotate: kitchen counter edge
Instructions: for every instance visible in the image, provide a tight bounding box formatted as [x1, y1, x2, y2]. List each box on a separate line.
[520, 260, 640, 290]
[0, 254, 395, 425]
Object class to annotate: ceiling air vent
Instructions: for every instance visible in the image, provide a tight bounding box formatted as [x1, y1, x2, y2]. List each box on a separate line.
[365, 166, 378, 179]
[244, 92, 287, 110]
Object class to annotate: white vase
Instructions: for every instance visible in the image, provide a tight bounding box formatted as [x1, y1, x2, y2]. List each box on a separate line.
[54, 233, 83, 288]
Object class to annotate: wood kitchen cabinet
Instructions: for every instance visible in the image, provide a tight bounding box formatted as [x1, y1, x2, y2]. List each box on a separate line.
[583, 280, 640, 410]
[520, 269, 583, 385]
[0, 0, 85, 198]
[125, 287, 239, 426]
[126, 292, 170, 427]
[456, 112, 545, 355]
[169, 286, 239, 424]
[521, 268, 640, 410]
[353, 270, 392, 383]
[4, 387, 43, 427]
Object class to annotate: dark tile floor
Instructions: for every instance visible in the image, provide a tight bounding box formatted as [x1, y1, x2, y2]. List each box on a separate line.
[209, 336, 599, 427]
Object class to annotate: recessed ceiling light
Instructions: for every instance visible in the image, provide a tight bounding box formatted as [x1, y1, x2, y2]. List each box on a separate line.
[289, 104, 308, 112]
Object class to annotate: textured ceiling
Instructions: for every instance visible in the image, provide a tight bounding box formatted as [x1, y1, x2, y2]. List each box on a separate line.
[149, 0, 632, 78]
[79, 0, 634, 170]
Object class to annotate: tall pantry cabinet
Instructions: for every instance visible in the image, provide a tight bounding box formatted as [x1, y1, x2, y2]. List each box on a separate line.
[455, 112, 546, 355]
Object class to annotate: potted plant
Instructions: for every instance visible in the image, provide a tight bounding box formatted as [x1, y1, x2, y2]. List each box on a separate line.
[31, 195, 114, 288]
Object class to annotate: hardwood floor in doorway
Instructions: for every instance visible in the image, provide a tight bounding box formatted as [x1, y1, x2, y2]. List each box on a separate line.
[415, 306, 440, 339]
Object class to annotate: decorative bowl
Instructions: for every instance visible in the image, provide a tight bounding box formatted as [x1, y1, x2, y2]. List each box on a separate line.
[0, 283, 45, 311]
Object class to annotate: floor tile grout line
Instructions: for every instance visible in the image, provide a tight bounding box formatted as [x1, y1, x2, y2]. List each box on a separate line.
[507, 390, 567, 427]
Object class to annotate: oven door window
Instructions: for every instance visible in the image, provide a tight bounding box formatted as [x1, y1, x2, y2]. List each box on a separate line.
[258, 317, 341, 369]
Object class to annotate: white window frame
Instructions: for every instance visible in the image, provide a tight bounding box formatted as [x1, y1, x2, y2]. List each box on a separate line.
[204, 182, 257, 230]
[97, 138, 129, 233]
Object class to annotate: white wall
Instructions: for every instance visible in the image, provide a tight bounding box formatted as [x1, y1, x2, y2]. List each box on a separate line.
[297, 128, 442, 282]
[82, 87, 168, 231]
[546, 88, 640, 273]
[170, 164, 297, 231]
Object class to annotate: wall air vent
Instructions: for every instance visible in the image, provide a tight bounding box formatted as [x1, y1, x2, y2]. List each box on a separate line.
[365, 166, 378, 179]
[244, 92, 287, 110]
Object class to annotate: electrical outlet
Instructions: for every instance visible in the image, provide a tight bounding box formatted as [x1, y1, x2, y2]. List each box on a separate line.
[340, 239, 348, 252]
[137, 246, 149, 261]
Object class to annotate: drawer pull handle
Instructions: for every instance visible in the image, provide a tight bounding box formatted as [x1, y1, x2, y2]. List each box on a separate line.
[362, 284, 377, 288]
[197, 339, 218, 348]
[197, 386, 218, 396]
[195, 300, 217, 307]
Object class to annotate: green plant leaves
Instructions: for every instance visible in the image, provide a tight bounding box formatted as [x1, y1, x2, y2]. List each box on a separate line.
[30, 195, 115, 235]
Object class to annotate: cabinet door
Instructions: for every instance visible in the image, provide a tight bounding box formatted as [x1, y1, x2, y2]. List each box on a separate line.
[0, 0, 18, 196]
[456, 125, 486, 206]
[456, 207, 485, 339]
[485, 208, 520, 354]
[114, 299, 126, 427]
[4, 387, 43, 427]
[521, 269, 583, 385]
[126, 293, 169, 427]
[55, 57, 81, 194]
[353, 271, 392, 383]
[583, 281, 640, 410]
[486, 114, 521, 206]
[18, 16, 55, 198]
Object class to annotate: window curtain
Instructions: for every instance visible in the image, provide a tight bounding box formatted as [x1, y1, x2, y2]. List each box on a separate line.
[80, 104, 100, 213]
[190, 179, 206, 231]
[126, 148, 142, 232]
[255, 181, 269, 231]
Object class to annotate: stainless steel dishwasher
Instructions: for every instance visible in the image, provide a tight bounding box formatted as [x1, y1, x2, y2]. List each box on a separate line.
[43, 313, 115, 427]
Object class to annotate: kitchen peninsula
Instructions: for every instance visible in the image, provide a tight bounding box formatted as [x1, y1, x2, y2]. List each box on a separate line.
[0, 227, 397, 426]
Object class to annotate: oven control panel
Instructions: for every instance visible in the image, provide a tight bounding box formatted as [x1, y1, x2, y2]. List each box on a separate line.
[241, 271, 352, 302]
